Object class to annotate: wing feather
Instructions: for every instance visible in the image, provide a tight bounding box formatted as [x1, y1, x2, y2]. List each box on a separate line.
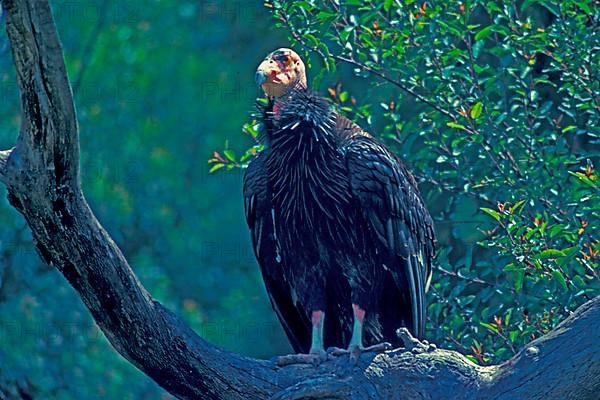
[243, 152, 311, 352]
[344, 132, 435, 338]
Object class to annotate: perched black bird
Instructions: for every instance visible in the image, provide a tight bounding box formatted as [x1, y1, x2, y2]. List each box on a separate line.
[244, 48, 435, 362]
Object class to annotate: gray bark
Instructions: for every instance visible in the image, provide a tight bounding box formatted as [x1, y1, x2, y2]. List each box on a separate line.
[0, 376, 34, 400]
[0, 1, 598, 399]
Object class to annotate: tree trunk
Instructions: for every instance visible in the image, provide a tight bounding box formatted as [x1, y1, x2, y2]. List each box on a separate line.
[0, 1, 598, 399]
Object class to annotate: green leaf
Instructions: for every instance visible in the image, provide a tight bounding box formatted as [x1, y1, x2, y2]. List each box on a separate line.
[470, 102, 483, 119]
[509, 199, 526, 215]
[549, 224, 564, 238]
[561, 125, 577, 133]
[573, 275, 586, 288]
[481, 207, 502, 221]
[447, 122, 467, 131]
[292, 1, 315, 12]
[514, 270, 524, 292]
[552, 270, 568, 290]
[243, 121, 261, 139]
[465, 355, 479, 364]
[525, 226, 540, 240]
[383, 0, 393, 12]
[574, 1, 592, 14]
[557, 246, 579, 266]
[240, 145, 263, 162]
[475, 25, 494, 41]
[316, 11, 337, 22]
[533, 249, 567, 260]
[223, 149, 237, 162]
[568, 171, 598, 188]
[504, 308, 513, 326]
[503, 263, 521, 272]
[209, 163, 225, 173]
[480, 322, 499, 334]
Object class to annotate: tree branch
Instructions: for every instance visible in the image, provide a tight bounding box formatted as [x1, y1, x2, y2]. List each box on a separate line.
[0, 1, 598, 399]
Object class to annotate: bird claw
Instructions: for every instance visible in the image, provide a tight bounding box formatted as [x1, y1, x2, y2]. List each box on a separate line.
[276, 350, 328, 367]
[362, 342, 393, 353]
[276, 342, 394, 367]
[325, 342, 392, 364]
[326, 346, 348, 357]
[348, 342, 392, 362]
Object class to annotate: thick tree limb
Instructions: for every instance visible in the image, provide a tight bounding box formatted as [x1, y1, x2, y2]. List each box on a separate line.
[0, 1, 598, 399]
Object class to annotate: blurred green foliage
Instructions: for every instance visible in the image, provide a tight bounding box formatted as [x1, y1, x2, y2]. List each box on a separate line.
[0, 0, 597, 398]
[0, 0, 290, 398]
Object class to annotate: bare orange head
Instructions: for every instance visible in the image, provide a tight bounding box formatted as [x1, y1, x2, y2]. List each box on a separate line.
[255, 48, 307, 98]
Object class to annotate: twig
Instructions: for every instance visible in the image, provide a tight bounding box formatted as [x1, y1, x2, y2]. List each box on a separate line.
[333, 54, 459, 122]
[433, 265, 494, 287]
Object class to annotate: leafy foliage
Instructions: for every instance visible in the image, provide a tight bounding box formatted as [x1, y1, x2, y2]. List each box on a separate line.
[222, 0, 599, 365]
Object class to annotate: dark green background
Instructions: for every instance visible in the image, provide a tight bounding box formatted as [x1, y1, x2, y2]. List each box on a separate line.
[0, 1, 294, 398]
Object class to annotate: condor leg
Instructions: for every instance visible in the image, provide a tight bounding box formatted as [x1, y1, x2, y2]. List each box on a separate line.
[277, 310, 327, 366]
[329, 304, 391, 359]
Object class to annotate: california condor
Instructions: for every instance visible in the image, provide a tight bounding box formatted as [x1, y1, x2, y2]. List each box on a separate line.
[244, 48, 435, 362]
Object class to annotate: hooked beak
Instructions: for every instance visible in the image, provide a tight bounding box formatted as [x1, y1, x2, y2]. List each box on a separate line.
[256, 58, 288, 98]
[255, 69, 268, 86]
[256, 57, 276, 87]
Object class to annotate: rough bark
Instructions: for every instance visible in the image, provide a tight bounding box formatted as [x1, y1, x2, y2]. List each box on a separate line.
[0, 1, 598, 399]
[0, 376, 34, 400]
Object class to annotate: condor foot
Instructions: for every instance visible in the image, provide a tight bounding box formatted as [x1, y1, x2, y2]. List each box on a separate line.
[327, 342, 392, 363]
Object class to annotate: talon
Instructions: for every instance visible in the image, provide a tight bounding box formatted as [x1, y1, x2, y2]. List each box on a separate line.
[349, 344, 362, 354]
[342, 341, 392, 365]
[339, 344, 361, 365]
[363, 342, 392, 353]
[326, 346, 349, 356]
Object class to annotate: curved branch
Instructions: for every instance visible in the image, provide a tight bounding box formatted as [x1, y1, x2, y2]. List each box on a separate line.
[2, 0, 78, 189]
[0, 1, 598, 400]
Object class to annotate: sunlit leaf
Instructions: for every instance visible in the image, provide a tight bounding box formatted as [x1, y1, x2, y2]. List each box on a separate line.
[552, 270, 568, 291]
[470, 102, 483, 119]
[223, 150, 237, 162]
[447, 121, 467, 131]
[534, 249, 567, 259]
[481, 207, 502, 221]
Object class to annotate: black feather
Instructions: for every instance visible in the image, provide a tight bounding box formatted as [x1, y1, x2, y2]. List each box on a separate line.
[243, 86, 435, 352]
